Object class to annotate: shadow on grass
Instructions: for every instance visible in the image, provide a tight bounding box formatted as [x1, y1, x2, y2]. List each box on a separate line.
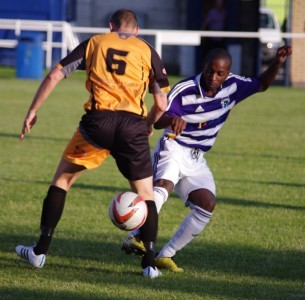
[1, 176, 304, 211]
[1, 232, 304, 299]
[0, 131, 69, 142]
[216, 196, 305, 211]
[169, 193, 305, 211]
[210, 149, 305, 162]
[220, 177, 305, 189]
[1, 177, 126, 194]
[2, 131, 304, 162]
[0, 278, 303, 300]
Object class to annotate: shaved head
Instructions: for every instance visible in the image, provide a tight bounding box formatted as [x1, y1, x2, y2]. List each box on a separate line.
[203, 48, 232, 70]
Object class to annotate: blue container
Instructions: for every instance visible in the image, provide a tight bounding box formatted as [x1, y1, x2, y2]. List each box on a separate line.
[16, 31, 43, 79]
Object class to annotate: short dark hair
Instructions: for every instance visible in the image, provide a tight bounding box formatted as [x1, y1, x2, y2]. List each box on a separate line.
[203, 48, 232, 70]
[110, 9, 138, 30]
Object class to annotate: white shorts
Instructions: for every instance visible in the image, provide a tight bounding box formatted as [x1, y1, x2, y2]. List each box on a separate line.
[152, 137, 216, 202]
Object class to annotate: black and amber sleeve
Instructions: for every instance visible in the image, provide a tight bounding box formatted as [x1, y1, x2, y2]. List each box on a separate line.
[56, 39, 90, 77]
[147, 46, 170, 93]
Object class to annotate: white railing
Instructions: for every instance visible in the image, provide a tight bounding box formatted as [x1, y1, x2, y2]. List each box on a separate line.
[0, 19, 80, 69]
[1, 18, 305, 70]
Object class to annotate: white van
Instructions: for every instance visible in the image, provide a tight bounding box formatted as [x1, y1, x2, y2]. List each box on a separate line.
[259, 7, 285, 63]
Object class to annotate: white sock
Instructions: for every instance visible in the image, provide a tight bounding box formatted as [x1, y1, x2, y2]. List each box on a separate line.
[129, 229, 140, 237]
[129, 186, 169, 237]
[153, 186, 169, 213]
[157, 204, 212, 258]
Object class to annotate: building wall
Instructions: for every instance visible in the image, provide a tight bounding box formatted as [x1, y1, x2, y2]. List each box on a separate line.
[75, 0, 187, 74]
[74, 0, 265, 77]
[290, 0, 305, 87]
[77, 0, 186, 29]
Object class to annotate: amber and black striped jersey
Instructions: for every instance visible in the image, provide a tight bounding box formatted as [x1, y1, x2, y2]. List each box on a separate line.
[57, 32, 170, 117]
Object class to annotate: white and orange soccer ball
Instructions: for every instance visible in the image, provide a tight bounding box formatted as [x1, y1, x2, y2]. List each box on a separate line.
[109, 191, 148, 231]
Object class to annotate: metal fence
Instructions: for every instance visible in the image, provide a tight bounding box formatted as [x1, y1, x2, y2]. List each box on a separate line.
[0, 18, 304, 71]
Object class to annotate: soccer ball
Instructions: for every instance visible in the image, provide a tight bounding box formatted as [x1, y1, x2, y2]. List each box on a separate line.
[109, 191, 148, 231]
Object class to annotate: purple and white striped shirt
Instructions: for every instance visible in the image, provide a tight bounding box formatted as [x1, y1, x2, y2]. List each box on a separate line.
[163, 73, 262, 152]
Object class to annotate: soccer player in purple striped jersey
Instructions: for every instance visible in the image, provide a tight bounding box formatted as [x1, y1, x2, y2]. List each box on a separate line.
[121, 45, 292, 272]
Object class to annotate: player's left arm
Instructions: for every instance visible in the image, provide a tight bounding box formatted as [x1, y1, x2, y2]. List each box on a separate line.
[147, 46, 170, 136]
[258, 45, 292, 92]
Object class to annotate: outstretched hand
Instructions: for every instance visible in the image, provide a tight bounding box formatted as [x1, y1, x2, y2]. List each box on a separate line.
[276, 45, 292, 64]
[258, 45, 292, 92]
[20, 111, 38, 141]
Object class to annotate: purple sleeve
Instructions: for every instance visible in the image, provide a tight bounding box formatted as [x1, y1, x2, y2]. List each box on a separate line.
[235, 76, 262, 104]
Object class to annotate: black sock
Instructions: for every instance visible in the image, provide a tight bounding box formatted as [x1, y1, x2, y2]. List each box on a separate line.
[140, 200, 158, 269]
[34, 185, 67, 255]
[34, 235, 52, 255]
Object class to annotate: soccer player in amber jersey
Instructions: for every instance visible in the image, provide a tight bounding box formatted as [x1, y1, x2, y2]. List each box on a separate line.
[122, 46, 292, 272]
[16, 9, 170, 278]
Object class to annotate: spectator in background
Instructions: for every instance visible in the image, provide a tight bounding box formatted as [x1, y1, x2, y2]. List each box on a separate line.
[201, 0, 226, 59]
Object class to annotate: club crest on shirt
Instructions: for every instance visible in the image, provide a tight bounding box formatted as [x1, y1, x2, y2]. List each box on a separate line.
[221, 97, 230, 108]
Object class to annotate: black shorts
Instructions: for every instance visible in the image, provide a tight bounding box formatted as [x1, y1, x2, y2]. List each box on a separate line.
[80, 110, 153, 181]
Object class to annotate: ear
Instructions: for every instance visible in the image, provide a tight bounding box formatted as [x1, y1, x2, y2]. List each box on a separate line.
[109, 22, 114, 32]
[134, 26, 139, 35]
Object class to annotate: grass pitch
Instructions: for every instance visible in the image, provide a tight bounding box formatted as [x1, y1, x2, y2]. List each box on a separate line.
[0, 68, 304, 299]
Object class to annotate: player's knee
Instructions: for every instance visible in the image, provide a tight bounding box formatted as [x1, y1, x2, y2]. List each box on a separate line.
[188, 189, 216, 212]
[196, 197, 216, 212]
[205, 196, 216, 212]
[154, 179, 174, 192]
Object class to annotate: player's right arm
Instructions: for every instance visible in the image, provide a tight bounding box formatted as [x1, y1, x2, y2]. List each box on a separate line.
[154, 114, 186, 136]
[20, 39, 89, 141]
[20, 67, 65, 141]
